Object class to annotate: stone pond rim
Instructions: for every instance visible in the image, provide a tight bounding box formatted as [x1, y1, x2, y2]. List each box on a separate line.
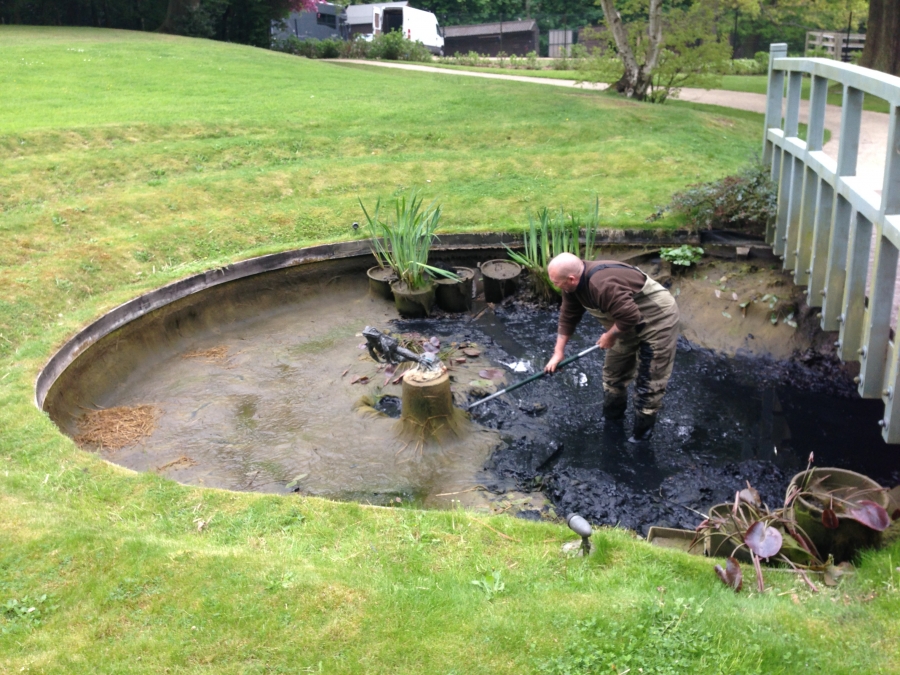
[36, 228, 714, 411]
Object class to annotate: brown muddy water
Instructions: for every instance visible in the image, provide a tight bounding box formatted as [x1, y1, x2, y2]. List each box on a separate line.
[44, 253, 900, 533]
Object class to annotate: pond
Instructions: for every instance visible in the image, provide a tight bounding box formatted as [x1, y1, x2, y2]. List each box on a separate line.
[41, 246, 899, 534]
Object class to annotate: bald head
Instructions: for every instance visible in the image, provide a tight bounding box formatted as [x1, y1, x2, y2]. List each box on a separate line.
[548, 253, 584, 293]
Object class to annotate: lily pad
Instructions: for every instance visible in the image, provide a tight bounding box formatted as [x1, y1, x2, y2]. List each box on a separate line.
[744, 521, 782, 559]
[462, 348, 481, 358]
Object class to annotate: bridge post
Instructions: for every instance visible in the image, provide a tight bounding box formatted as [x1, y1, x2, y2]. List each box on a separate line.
[878, 107, 900, 440]
[839, 213, 872, 361]
[804, 75, 831, 297]
[762, 43, 787, 165]
[823, 85, 864, 330]
[780, 73, 804, 270]
[764, 44, 788, 251]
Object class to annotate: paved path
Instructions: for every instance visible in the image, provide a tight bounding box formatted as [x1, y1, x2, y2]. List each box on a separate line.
[337, 59, 888, 191]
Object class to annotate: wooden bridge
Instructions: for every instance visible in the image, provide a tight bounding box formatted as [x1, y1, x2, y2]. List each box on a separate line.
[763, 43, 900, 442]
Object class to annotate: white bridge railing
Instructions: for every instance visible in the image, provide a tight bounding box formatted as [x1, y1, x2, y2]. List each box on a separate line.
[763, 43, 900, 443]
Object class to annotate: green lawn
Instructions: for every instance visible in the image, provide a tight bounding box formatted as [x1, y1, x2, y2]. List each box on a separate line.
[2, 26, 900, 674]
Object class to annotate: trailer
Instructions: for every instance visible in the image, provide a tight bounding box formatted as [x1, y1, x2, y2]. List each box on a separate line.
[344, 2, 443, 55]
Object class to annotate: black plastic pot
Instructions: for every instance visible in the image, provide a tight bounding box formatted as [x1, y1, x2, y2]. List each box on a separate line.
[367, 266, 397, 300]
[788, 468, 887, 563]
[480, 259, 521, 303]
[434, 267, 475, 312]
[391, 280, 435, 318]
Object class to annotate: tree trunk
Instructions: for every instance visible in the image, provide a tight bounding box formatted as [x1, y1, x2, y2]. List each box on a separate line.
[598, 0, 664, 100]
[158, 0, 200, 34]
[859, 0, 900, 76]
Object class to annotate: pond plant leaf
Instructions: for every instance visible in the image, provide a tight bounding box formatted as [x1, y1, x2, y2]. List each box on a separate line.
[744, 521, 782, 559]
[422, 342, 439, 354]
[714, 556, 743, 592]
[429, 336, 441, 347]
[478, 369, 504, 381]
[822, 507, 840, 530]
[462, 348, 481, 358]
[846, 500, 891, 531]
[739, 486, 761, 508]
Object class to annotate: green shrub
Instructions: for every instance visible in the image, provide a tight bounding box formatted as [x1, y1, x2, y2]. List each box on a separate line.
[660, 244, 704, 267]
[368, 30, 433, 62]
[272, 33, 431, 62]
[661, 162, 777, 235]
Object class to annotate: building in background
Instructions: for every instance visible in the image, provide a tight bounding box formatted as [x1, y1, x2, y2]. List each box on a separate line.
[442, 20, 538, 57]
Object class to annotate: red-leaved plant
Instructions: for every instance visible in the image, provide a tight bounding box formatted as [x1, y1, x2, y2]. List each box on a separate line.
[696, 454, 892, 593]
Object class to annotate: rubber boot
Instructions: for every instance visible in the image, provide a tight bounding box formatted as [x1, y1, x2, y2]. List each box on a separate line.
[602, 392, 628, 421]
[628, 411, 657, 443]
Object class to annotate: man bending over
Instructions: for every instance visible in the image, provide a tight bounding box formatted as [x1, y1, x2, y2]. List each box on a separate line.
[544, 252, 680, 442]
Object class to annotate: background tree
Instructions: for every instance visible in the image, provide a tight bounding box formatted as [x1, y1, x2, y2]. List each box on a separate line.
[595, 0, 664, 98]
[859, 0, 899, 75]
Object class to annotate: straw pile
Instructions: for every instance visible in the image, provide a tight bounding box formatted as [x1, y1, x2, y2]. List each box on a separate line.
[74, 404, 161, 450]
[182, 346, 229, 362]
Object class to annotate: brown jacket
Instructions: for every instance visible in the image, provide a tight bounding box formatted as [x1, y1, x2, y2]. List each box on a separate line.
[557, 261, 647, 336]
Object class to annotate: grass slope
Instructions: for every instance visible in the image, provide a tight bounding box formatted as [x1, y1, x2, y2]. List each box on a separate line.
[1, 27, 899, 673]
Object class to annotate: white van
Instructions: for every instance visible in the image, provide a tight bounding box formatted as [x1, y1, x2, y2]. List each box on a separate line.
[344, 2, 444, 55]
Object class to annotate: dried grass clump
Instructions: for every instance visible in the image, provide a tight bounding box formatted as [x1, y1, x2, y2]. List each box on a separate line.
[182, 346, 229, 362]
[74, 404, 161, 450]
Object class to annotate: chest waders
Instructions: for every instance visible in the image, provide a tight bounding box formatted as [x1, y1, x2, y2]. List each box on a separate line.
[581, 264, 680, 442]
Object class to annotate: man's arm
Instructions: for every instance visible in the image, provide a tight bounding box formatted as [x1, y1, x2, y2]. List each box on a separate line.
[544, 333, 570, 373]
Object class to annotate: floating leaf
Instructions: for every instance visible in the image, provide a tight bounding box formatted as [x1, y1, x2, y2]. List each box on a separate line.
[714, 556, 743, 592]
[722, 312, 732, 319]
[286, 473, 309, 490]
[479, 369, 504, 381]
[761, 294, 772, 303]
[462, 348, 481, 358]
[739, 486, 761, 508]
[770, 313, 778, 325]
[732, 292, 739, 301]
[714, 289, 722, 299]
[824, 561, 855, 587]
[744, 521, 783, 558]
[739, 301, 750, 308]
[422, 342, 439, 353]
[847, 500, 891, 531]
[429, 336, 441, 347]
[350, 375, 370, 385]
[822, 508, 839, 529]
[675, 287, 681, 296]
[786, 320, 798, 328]
[453, 357, 467, 364]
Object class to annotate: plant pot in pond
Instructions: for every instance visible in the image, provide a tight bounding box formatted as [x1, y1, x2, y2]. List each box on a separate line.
[787, 468, 889, 563]
[480, 259, 521, 303]
[435, 266, 475, 312]
[367, 266, 397, 300]
[391, 280, 435, 318]
[646, 527, 703, 555]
